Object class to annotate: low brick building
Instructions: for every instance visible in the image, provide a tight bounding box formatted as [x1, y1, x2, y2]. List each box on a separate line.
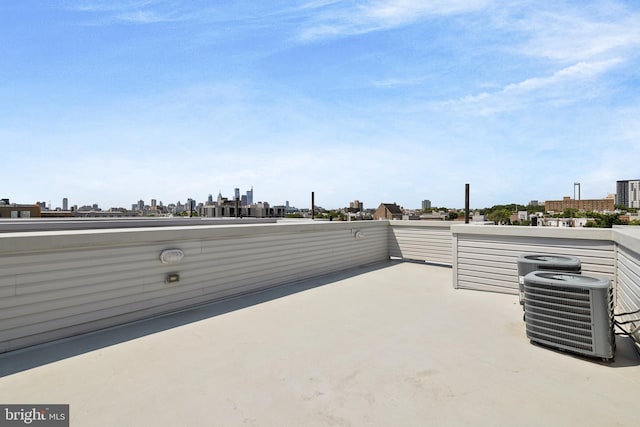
[0, 199, 41, 218]
[545, 196, 615, 213]
[374, 203, 403, 220]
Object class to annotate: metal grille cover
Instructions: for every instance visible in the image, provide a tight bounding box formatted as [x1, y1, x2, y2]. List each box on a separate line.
[524, 272, 614, 359]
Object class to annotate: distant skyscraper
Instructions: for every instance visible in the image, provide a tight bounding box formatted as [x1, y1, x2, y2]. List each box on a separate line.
[151, 199, 157, 208]
[422, 200, 431, 210]
[62, 198, 68, 210]
[207, 194, 213, 204]
[234, 188, 240, 200]
[349, 200, 363, 212]
[137, 200, 144, 211]
[246, 186, 253, 205]
[186, 198, 195, 215]
[617, 179, 640, 208]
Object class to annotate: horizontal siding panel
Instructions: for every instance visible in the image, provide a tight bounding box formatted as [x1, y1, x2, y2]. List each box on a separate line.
[457, 244, 615, 264]
[457, 282, 517, 294]
[456, 234, 614, 249]
[0, 222, 390, 352]
[389, 225, 452, 265]
[2, 228, 387, 302]
[3, 241, 387, 325]
[457, 243, 615, 263]
[2, 287, 208, 344]
[616, 245, 640, 343]
[455, 232, 615, 293]
[457, 269, 518, 288]
[457, 276, 518, 294]
[458, 263, 518, 280]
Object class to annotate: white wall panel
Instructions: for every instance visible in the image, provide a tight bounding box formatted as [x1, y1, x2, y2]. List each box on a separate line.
[615, 244, 640, 345]
[389, 222, 453, 265]
[4, 220, 640, 354]
[0, 221, 389, 353]
[452, 226, 615, 294]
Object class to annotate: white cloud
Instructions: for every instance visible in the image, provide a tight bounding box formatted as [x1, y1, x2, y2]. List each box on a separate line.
[371, 77, 426, 88]
[481, 0, 640, 68]
[297, 0, 490, 41]
[503, 58, 623, 93]
[362, 0, 490, 23]
[514, 10, 640, 63]
[116, 10, 174, 23]
[73, 1, 154, 13]
[298, 0, 346, 10]
[441, 58, 624, 115]
[72, 0, 188, 24]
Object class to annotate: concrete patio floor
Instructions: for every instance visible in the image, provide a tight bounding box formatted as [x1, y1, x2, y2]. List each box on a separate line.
[1, 261, 639, 426]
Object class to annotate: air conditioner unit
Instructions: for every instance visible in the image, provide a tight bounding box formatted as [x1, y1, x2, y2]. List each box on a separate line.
[517, 254, 581, 305]
[523, 271, 614, 360]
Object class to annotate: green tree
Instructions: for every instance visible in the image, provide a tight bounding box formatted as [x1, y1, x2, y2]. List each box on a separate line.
[488, 208, 512, 225]
[583, 213, 625, 228]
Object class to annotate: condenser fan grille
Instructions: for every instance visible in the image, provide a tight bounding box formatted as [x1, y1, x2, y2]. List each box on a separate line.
[523, 272, 613, 360]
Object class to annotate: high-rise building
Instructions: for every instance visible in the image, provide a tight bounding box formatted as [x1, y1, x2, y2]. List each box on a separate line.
[62, 198, 68, 211]
[617, 179, 640, 208]
[422, 200, 431, 210]
[349, 200, 363, 212]
[234, 188, 240, 200]
[151, 199, 157, 208]
[246, 187, 254, 205]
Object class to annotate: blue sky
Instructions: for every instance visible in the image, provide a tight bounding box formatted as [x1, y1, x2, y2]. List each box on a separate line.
[2, 0, 639, 210]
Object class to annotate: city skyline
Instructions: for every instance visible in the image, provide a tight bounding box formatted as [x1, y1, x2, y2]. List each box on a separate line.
[2, 1, 640, 209]
[28, 180, 627, 213]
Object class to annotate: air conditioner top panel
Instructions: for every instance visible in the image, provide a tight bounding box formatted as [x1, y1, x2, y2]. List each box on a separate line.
[524, 271, 609, 289]
[518, 254, 581, 268]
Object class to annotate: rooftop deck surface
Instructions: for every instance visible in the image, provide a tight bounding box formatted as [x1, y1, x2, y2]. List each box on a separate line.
[1, 261, 639, 426]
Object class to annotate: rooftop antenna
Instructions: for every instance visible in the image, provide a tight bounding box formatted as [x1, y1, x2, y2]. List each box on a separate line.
[465, 184, 470, 224]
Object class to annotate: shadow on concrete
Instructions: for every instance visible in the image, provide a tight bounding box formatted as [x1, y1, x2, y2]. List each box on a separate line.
[0, 261, 397, 377]
[528, 335, 640, 368]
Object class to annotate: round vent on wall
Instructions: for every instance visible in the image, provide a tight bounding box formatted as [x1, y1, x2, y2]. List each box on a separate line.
[160, 249, 184, 265]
